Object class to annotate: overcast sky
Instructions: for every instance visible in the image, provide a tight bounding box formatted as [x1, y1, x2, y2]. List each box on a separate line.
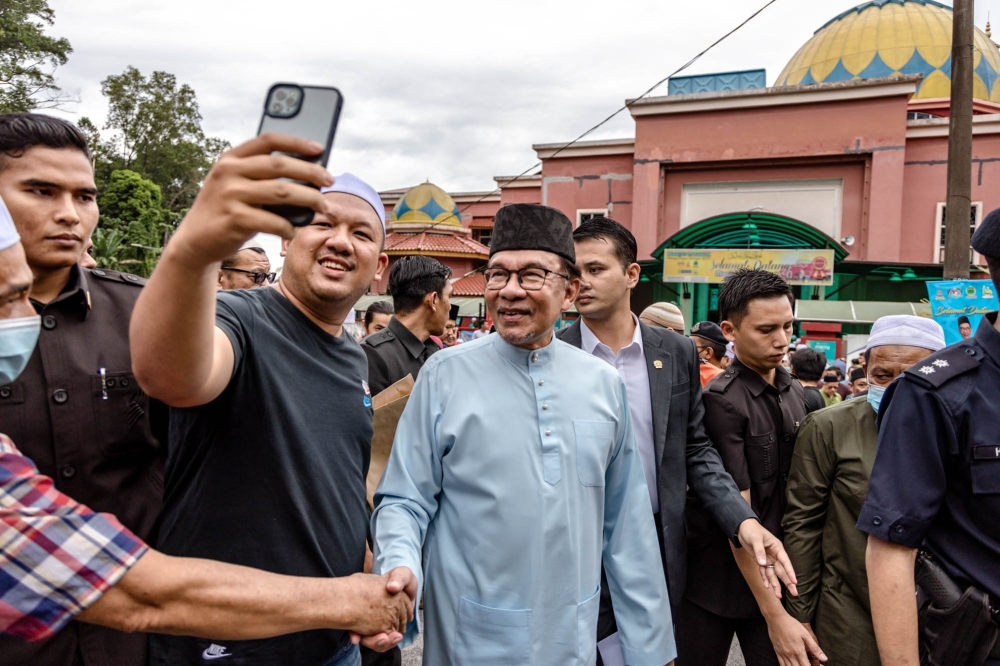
[46, 0, 999, 195]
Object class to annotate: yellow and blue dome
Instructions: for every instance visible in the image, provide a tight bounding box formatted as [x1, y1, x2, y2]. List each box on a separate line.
[389, 182, 462, 227]
[777, 0, 1000, 102]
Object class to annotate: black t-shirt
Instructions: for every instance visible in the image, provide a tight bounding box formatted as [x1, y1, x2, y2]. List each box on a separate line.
[151, 288, 373, 665]
[802, 385, 827, 414]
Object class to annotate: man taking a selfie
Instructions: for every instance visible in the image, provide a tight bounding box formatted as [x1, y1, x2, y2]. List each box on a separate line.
[130, 138, 393, 665]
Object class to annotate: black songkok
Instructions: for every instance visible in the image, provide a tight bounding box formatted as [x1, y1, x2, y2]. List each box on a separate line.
[972, 207, 1000, 258]
[490, 204, 576, 264]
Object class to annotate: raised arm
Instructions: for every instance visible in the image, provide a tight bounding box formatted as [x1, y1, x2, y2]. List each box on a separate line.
[130, 134, 334, 407]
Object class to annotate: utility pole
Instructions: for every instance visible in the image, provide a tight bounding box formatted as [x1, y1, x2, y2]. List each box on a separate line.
[943, 0, 975, 279]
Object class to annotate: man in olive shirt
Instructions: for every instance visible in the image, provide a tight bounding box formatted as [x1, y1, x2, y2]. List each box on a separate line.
[679, 269, 825, 666]
[363, 256, 452, 395]
[0, 113, 165, 666]
[782, 315, 944, 666]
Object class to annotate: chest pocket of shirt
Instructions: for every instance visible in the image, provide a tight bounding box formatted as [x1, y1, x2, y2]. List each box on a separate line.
[746, 432, 777, 484]
[574, 420, 615, 487]
[454, 597, 531, 665]
[91, 372, 155, 457]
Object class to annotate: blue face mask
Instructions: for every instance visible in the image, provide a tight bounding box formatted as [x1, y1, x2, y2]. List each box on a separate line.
[867, 383, 886, 414]
[0, 315, 40, 384]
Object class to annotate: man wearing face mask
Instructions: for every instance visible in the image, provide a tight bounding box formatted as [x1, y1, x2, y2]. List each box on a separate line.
[0, 113, 167, 666]
[782, 315, 945, 666]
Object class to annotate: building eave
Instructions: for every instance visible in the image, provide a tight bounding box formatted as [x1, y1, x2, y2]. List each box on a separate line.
[532, 138, 636, 160]
[628, 75, 922, 117]
[450, 191, 501, 203]
[493, 174, 542, 188]
[907, 113, 1000, 138]
[384, 250, 489, 260]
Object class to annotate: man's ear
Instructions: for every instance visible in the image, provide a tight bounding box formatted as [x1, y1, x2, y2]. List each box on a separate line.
[280, 238, 291, 258]
[626, 262, 641, 290]
[561, 278, 582, 312]
[217, 269, 225, 288]
[720, 320, 737, 342]
[424, 291, 439, 312]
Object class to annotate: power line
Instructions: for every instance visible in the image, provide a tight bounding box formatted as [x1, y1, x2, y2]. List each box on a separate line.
[415, 0, 780, 233]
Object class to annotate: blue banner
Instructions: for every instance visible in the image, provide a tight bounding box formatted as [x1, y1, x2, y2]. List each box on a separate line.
[927, 280, 998, 346]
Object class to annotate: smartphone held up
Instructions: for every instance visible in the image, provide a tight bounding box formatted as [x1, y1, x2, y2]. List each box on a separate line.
[257, 83, 343, 226]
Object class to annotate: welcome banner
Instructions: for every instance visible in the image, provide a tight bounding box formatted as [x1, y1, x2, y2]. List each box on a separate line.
[662, 249, 835, 286]
[927, 280, 998, 346]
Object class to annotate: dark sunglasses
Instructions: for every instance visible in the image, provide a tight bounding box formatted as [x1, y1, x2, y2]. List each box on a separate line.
[222, 267, 276, 285]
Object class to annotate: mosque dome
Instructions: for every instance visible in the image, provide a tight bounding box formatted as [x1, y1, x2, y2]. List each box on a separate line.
[389, 182, 462, 227]
[776, 0, 1000, 102]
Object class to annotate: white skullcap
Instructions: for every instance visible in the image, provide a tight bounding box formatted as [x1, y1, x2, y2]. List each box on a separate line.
[0, 195, 19, 252]
[867, 315, 945, 352]
[640, 302, 685, 332]
[320, 173, 386, 230]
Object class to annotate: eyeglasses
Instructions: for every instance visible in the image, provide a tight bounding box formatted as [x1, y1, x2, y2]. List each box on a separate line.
[222, 267, 276, 285]
[482, 267, 569, 291]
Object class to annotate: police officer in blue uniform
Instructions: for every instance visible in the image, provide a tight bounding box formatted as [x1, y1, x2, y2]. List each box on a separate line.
[858, 208, 1000, 666]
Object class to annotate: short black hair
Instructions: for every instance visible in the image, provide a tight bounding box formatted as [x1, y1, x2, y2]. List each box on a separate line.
[387, 256, 452, 314]
[364, 300, 394, 327]
[221, 246, 266, 270]
[790, 347, 827, 381]
[717, 269, 794, 326]
[572, 216, 638, 271]
[697, 338, 727, 361]
[0, 113, 90, 167]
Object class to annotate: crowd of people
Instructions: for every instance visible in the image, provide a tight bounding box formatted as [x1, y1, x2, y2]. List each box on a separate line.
[0, 111, 998, 666]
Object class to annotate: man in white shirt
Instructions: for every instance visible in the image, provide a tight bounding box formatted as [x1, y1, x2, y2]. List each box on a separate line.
[558, 216, 798, 665]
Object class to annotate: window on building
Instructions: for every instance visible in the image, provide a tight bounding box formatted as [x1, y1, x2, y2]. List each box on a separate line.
[907, 111, 941, 120]
[576, 209, 609, 227]
[934, 202, 984, 264]
[474, 229, 492, 247]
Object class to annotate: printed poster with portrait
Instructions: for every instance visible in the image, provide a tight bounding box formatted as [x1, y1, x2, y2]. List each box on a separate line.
[927, 280, 999, 346]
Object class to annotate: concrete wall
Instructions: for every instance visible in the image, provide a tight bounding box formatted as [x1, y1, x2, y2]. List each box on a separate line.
[539, 155, 634, 228]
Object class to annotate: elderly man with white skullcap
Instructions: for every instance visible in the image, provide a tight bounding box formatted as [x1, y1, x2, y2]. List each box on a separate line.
[781, 315, 946, 666]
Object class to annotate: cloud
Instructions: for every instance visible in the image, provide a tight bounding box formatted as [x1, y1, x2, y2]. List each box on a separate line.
[44, 0, 998, 195]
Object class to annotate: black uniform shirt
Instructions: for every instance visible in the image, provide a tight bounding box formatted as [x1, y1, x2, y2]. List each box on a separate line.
[859, 312, 1000, 603]
[684, 358, 807, 618]
[362, 316, 440, 395]
[0, 265, 165, 666]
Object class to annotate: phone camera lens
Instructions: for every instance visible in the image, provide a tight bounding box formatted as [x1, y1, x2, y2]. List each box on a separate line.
[271, 102, 284, 115]
[275, 90, 287, 101]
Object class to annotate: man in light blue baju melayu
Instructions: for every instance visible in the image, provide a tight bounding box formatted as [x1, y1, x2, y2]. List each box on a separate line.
[370, 204, 675, 666]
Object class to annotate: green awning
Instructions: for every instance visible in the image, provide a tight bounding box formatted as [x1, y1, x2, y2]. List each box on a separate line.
[795, 300, 932, 324]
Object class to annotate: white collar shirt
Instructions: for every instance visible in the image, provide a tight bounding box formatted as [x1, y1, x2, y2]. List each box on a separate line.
[580, 314, 658, 511]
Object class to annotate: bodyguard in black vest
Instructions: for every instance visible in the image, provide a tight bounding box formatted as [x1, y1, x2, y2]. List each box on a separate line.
[363, 256, 452, 396]
[860, 207, 1000, 666]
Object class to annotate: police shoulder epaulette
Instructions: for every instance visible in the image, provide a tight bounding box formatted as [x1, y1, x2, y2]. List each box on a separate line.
[89, 268, 146, 286]
[365, 329, 395, 347]
[708, 366, 739, 393]
[904, 342, 982, 388]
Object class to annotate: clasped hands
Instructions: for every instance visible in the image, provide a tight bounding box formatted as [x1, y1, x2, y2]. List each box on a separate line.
[348, 567, 418, 652]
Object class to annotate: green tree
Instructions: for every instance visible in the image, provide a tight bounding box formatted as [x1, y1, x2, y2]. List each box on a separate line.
[89, 170, 179, 278]
[0, 0, 73, 112]
[87, 66, 228, 212]
[98, 169, 162, 221]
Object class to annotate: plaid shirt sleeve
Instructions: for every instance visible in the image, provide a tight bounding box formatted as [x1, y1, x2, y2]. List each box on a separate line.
[0, 433, 148, 642]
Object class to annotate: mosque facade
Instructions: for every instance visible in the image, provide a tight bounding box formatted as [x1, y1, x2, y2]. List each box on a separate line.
[377, 0, 1000, 336]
